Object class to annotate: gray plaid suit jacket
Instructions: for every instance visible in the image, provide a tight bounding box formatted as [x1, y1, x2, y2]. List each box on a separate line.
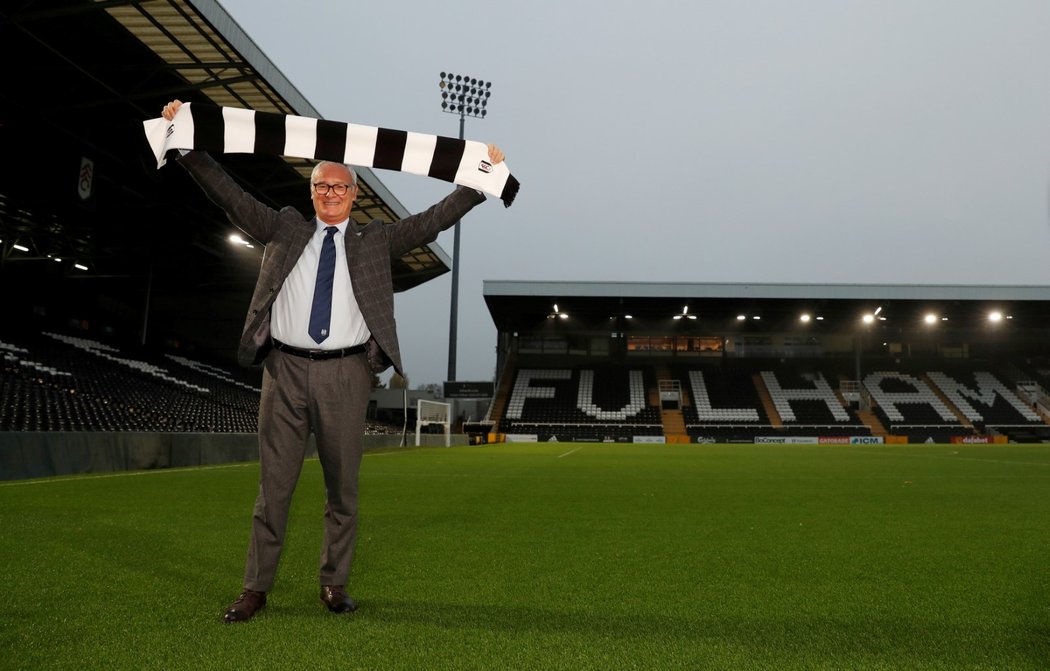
[179, 151, 486, 375]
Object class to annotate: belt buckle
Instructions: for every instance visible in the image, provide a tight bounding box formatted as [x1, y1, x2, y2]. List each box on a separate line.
[307, 349, 324, 360]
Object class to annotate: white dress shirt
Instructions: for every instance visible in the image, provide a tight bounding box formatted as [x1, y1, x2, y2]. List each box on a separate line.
[270, 218, 371, 349]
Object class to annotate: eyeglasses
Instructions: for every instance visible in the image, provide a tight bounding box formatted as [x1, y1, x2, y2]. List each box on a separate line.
[312, 182, 355, 196]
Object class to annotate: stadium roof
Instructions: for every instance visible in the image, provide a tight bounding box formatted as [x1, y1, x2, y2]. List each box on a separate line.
[1, 0, 451, 357]
[484, 280, 1050, 335]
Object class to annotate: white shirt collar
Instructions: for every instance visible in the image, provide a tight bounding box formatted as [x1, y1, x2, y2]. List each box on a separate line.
[316, 218, 349, 236]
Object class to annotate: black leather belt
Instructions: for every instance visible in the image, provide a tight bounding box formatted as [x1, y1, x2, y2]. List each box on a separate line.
[272, 339, 366, 361]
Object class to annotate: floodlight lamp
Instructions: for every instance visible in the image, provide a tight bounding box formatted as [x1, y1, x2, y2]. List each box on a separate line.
[74, 263, 88, 271]
[553, 304, 559, 313]
[924, 314, 937, 324]
[687, 315, 697, 320]
[873, 306, 882, 316]
[752, 316, 761, 320]
[12, 244, 28, 252]
[816, 316, 824, 321]
[625, 315, 633, 320]
[989, 311, 1003, 322]
[53, 257, 62, 262]
[800, 314, 811, 323]
[673, 315, 682, 320]
[559, 313, 569, 320]
[737, 315, 746, 321]
[862, 314, 875, 324]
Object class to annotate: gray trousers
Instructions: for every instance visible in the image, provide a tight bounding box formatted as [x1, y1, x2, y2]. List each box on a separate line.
[242, 348, 371, 592]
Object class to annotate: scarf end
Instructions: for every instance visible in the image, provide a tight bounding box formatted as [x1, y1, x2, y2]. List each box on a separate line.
[500, 175, 520, 208]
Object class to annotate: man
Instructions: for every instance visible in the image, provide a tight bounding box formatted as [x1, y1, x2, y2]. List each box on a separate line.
[159, 100, 505, 623]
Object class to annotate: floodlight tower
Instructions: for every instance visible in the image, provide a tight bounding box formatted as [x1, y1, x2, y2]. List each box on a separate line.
[438, 72, 492, 382]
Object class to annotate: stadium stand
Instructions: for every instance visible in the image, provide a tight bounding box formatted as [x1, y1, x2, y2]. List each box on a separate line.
[760, 368, 869, 436]
[8, 321, 1050, 445]
[1, 329, 259, 432]
[0, 327, 406, 436]
[680, 367, 772, 441]
[485, 357, 1050, 443]
[500, 366, 663, 441]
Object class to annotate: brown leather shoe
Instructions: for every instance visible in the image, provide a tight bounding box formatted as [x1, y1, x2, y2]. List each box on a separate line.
[320, 585, 357, 613]
[223, 589, 266, 623]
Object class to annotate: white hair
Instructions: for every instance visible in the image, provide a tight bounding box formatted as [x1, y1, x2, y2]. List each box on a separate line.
[310, 161, 358, 187]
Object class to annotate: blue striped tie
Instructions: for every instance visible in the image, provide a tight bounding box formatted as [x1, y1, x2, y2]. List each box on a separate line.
[308, 226, 339, 344]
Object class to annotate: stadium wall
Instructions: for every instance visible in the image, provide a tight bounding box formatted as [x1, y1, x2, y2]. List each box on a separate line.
[0, 432, 468, 481]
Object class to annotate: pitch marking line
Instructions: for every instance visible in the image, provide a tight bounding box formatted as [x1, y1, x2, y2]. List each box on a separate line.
[557, 446, 584, 458]
[0, 460, 257, 487]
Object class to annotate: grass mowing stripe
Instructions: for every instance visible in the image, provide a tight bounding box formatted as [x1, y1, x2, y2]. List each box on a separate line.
[2, 443, 1049, 670]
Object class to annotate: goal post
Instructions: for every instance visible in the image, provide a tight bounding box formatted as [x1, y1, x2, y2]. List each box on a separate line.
[416, 399, 451, 447]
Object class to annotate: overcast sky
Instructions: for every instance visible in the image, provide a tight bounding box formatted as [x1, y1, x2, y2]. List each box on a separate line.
[216, 0, 1050, 387]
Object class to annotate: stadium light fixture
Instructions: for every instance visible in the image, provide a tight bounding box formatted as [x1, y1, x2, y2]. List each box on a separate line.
[228, 233, 254, 249]
[674, 305, 696, 320]
[439, 71, 493, 382]
[548, 303, 569, 320]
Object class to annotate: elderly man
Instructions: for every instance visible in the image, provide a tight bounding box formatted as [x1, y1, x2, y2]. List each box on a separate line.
[160, 100, 505, 623]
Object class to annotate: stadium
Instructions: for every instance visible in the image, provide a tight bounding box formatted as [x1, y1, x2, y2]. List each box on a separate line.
[3, 2, 1050, 669]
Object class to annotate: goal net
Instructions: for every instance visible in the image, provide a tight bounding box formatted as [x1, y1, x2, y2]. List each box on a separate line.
[416, 399, 451, 447]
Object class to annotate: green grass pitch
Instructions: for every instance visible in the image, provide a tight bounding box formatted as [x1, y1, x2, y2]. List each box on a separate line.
[2, 442, 1049, 670]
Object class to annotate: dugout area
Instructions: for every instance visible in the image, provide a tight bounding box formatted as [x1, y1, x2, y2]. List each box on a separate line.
[479, 280, 1050, 445]
[0, 0, 453, 363]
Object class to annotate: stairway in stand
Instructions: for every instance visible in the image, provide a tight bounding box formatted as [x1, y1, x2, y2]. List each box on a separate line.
[856, 409, 888, 437]
[661, 408, 687, 442]
[753, 373, 783, 427]
[656, 365, 690, 443]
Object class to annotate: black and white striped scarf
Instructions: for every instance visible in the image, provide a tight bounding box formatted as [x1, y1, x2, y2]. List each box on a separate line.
[143, 103, 519, 207]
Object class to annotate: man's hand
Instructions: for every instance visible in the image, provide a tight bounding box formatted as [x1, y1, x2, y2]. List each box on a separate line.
[486, 144, 505, 165]
[162, 100, 183, 121]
